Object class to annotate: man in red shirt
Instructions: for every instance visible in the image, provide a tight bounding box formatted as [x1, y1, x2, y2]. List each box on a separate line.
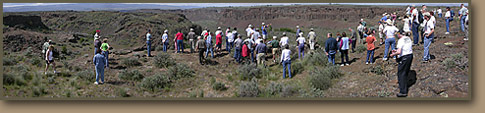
[176, 31, 184, 53]
[215, 32, 223, 55]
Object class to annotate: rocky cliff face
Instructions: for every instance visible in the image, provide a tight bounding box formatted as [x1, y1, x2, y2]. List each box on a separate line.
[3, 15, 50, 31]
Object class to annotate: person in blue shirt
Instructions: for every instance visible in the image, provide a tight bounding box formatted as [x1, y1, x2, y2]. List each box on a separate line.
[93, 48, 107, 85]
[261, 22, 268, 43]
[325, 33, 338, 65]
[145, 29, 152, 57]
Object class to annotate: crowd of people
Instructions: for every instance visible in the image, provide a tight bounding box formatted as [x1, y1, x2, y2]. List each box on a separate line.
[40, 4, 469, 97]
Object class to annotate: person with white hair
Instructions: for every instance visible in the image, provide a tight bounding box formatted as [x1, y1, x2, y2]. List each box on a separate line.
[383, 19, 399, 61]
[270, 36, 280, 63]
[279, 32, 289, 48]
[422, 12, 435, 63]
[296, 32, 306, 59]
[390, 31, 414, 97]
[162, 29, 169, 52]
[226, 27, 234, 53]
[195, 36, 206, 65]
[255, 39, 267, 66]
[246, 24, 254, 38]
[307, 28, 317, 50]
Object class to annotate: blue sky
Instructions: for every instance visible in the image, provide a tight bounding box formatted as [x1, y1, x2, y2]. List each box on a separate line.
[3, 3, 468, 8]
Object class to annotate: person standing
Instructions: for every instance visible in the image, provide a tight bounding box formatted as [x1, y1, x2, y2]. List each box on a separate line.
[94, 34, 102, 56]
[205, 31, 214, 59]
[100, 38, 111, 68]
[279, 32, 289, 48]
[280, 45, 292, 78]
[296, 26, 301, 39]
[383, 20, 399, 61]
[307, 28, 317, 50]
[44, 45, 57, 74]
[339, 32, 351, 66]
[378, 21, 385, 45]
[422, 12, 435, 63]
[270, 36, 280, 63]
[145, 29, 152, 57]
[244, 36, 256, 63]
[444, 7, 452, 35]
[175, 31, 184, 53]
[215, 31, 223, 55]
[459, 4, 468, 33]
[296, 33, 306, 60]
[390, 31, 414, 97]
[357, 22, 365, 44]
[195, 36, 206, 65]
[324, 33, 338, 65]
[261, 22, 268, 42]
[246, 24, 253, 38]
[464, 10, 469, 41]
[360, 18, 367, 27]
[366, 30, 377, 64]
[349, 27, 358, 53]
[252, 28, 262, 44]
[410, 5, 421, 45]
[403, 15, 411, 33]
[255, 40, 267, 66]
[234, 35, 243, 63]
[437, 7, 443, 18]
[188, 28, 197, 53]
[93, 48, 107, 85]
[225, 27, 233, 53]
[42, 39, 51, 58]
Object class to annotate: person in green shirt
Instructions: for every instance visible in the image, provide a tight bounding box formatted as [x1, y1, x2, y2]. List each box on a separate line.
[100, 38, 111, 68]
[270, 36, 279, 63]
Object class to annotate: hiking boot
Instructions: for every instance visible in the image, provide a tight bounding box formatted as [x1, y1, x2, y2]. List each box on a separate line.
[396, 93, 408, 97]
[346, 63, 350, 66]
[340, 64, 344, 67]
[366, 62, 369, 65]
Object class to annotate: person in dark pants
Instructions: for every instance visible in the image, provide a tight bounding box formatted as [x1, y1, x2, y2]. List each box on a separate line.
[233, 35, 243, 63]
[195, 36, 206, 65]
[324, 33, 338, 65]
[348, 28, 357, 53]
[391, 31, 414, 97]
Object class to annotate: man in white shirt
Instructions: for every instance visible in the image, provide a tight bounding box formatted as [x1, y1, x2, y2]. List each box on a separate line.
[296, 33, 306, 59]
[410, 5, 420, 45]
[422, 12, 434, 62]
[437, 7, 442, 18]
[280, 45, 292, 78]
[383, 20, 398, 61]
[307, 28, 317, 50]
[390, 31, 414, 97]
[444, 7, 452, 34]
[246, 24, 253, 38]
[459, 4, 468, 33]
[252, 28, 262, 44]
[279, 32, 289, 48]
[226, 27, 233, 53]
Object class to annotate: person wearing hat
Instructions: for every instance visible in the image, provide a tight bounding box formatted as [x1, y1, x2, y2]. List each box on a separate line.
[357, 22, 365, 44]
[390, 31, 414, 97]
[243, 35, 256, 63]
[324, 33, 338, 65]
[380, 13, 388, 24]
[188, 28, 197, 53]
[228, 27, 238, 54]
[307, 28, 317, 50]
[215, 26, 223, 38]
[261, 22, 268, 41]
[162, 30, 169, 52]
[270, 36, 280, 63]
[225, 27, 233, 53]
[279, 32, 289, 48]
[255, 39, 267, 66]
[246, 24, 253, 38]
[360, 18, 367, 27]
[383, 19, 399, 61]
[296, 32, 306, 60]
[100, 38, 111, 68]
[422, 12, 435, 63]
[145, 29, 152, 57]
[195, 36, 206, 65]
[42, 39, 51, 59]
[94, 31, 102, 56]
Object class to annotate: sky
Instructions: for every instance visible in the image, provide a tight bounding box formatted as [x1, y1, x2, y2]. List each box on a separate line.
[3, 3, 469, 8]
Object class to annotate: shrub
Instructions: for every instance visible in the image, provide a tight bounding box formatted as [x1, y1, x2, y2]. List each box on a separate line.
[264, 82, 283, 96]
[153, 53, 176, 68]
[237, 64, 269, 80]
[238, 79, 260, 97]
[3, 73, 27, 86]
[291, 62, 304, 76]
[167, 64, 195, 80]
[302, 51, 328, 66]
[3, 56, 17, 66]
[280, 84, 298, 97]
[29, 57, 42, 67]
[367, 65, 385, 75]
[278, 28, 296, 33]
[32, 85, 48, 97]
[119, 70, 144, 81]
[75, 70, 95, 82]
[355, 44, 367, 53]
[116, 88, 130, 97]
[121, 57, 141, 67]
[443, 58, 456, 69]
[139, 73, 172, 91]
[212, 82, 228, 91]
[308, 66, 342, 90]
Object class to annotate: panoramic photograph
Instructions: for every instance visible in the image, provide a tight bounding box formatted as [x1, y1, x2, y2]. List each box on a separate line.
[2, 3, 470, 99]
